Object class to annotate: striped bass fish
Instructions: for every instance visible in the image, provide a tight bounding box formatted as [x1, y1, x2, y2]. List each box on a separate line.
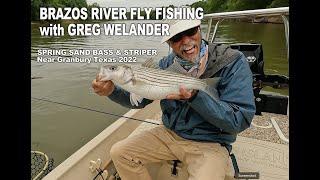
[98, 64, 220, 106]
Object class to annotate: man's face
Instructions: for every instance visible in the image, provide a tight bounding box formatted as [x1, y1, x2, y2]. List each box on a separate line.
[168, 26, 202, 62]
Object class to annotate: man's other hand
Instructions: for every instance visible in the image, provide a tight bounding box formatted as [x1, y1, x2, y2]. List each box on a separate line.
[166, 85, 197, 100]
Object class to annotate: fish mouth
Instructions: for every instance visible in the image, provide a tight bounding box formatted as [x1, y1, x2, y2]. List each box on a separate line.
[121, 69, 133, 84]
[98, 68, 109, 81]
[99, 75, 111, 81]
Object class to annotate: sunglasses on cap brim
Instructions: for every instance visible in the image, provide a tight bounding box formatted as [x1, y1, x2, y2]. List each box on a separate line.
[169, 26, 199, 43]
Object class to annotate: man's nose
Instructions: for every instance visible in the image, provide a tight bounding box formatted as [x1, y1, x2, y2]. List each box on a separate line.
[180, 35, 192, 44]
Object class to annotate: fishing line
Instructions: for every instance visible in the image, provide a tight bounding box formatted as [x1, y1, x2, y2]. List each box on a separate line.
[31, 97, 160, 125]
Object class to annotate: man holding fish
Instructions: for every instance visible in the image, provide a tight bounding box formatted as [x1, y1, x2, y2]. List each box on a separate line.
[92, 19, 256, 180]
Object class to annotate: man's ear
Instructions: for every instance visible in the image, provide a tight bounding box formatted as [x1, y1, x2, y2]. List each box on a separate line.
[166, 42, 173, 55]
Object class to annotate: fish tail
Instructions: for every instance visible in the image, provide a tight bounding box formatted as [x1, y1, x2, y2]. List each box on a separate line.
[202, 77, 221, 100]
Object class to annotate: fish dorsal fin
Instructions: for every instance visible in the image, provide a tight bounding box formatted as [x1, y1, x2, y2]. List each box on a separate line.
[141, 58, 159, 69]
[165, 61, 191, 76]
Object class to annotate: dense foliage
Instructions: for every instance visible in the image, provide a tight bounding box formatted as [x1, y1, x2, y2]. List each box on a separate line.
[191, 0, 289, 14]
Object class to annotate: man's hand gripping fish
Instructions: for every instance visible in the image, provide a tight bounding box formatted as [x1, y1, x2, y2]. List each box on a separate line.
[98, 61, 220, 106]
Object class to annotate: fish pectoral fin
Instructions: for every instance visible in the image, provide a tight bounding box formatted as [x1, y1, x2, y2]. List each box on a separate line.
[129, 79, 136, 86]
[130, 93, 144, 106]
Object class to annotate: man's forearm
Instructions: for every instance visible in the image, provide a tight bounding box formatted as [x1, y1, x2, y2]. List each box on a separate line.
[108, 86, 153, 109]
[188, 91, 255, 134]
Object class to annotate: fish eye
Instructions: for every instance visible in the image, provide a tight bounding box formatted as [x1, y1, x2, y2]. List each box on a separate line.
[109, 66, 117, 71]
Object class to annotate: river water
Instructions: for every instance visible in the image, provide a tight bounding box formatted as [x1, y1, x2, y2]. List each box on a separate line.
[31, 20, 288, 168]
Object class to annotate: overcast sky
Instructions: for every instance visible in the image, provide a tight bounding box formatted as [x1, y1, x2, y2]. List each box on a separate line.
[86, 0, 199, 8]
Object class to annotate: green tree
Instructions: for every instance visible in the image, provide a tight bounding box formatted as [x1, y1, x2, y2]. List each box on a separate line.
[191, 0, 210, 14]
[208, 0, 228, 12]
[226, 0, 273, 11]
[189, 0, 286, 14]
[59, 0, 87, 7]
[268, 0, 289, 8]
[31, 0, 42, 20]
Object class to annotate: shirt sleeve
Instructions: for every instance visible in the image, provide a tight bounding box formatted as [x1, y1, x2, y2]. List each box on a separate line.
[187, 53, 256, 134]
